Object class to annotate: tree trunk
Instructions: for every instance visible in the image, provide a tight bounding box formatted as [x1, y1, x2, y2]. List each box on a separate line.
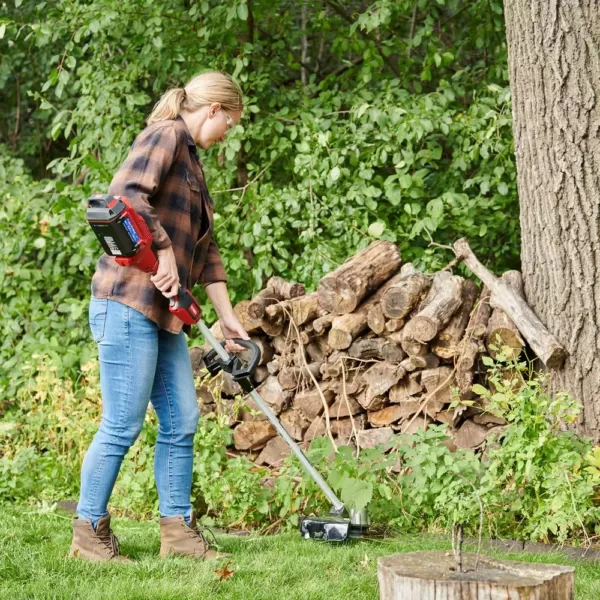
[504, 0, 600, 437]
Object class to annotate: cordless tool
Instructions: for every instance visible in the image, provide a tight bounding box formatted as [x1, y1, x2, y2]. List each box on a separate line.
[86, 193, 370, 541]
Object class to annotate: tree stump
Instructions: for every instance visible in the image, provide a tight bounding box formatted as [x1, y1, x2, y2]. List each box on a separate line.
[378, 552, 574, 599]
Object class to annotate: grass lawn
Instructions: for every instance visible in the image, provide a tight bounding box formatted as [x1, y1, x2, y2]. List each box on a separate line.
[1, 505, 599, 599]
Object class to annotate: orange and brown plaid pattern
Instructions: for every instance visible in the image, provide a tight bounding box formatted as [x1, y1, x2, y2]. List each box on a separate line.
[91, 117, 227, 334]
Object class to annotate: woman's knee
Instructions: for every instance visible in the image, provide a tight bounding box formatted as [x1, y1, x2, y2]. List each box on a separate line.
[98, 419, 144, 449]
[180, 403, 200, 438]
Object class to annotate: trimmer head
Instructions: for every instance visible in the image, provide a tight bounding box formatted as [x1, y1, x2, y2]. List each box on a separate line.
[300, 508, 370, 542]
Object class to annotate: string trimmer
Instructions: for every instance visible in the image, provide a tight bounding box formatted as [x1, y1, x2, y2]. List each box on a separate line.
[86, 193, 370, 542]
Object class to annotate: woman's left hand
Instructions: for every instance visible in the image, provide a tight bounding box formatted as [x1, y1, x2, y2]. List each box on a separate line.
[219, 314, 250, 353]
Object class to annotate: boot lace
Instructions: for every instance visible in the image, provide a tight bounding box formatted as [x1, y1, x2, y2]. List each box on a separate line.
[97, 529, 121, 556]
[188, 523, 220, 553]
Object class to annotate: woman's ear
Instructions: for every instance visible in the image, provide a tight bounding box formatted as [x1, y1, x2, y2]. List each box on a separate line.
[209, 102, 222, 118]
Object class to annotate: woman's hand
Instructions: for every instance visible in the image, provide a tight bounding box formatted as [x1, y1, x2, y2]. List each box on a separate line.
[150, 246, 179, 298]
[219, 314, 250, 353]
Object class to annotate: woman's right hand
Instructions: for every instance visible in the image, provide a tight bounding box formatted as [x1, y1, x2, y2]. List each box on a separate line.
[150, 246, 180, 298]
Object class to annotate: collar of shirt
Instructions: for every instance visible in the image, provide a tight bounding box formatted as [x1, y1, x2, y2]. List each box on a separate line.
[176, 115, 199, 160]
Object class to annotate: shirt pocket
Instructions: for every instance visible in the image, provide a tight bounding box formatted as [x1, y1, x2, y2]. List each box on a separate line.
[177, 168, 200, 212]
[89, 297, 108, 343]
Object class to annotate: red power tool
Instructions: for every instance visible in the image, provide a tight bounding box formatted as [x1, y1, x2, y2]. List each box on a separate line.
[85, 193, 369, 542]
[86, 194, 202, 325]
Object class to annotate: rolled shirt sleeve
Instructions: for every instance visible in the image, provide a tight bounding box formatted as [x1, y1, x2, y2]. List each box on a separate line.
[108, 123, 178, 249]
[200, 239, 228, 287]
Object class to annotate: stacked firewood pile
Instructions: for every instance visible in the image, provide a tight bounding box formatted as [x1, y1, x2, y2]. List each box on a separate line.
[191, 240, 566, 467]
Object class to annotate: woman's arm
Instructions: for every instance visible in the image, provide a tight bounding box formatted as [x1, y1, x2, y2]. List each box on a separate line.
[204, 281, 250, 352]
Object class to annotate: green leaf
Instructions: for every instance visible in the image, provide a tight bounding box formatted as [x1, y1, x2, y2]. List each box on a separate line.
[237, 2, 248, 20]
[33, 238, 46, 249]
[498, 182, 509, 195]
[330, 167, 341, 182]
[427, 198, 444, 220]
[399, 174, 412, 189]
[368, 222, 385, 238]
[0, 24, 6, 39]
[472, 384, 488, 396]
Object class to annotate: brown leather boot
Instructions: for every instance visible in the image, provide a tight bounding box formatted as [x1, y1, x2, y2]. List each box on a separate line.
[159, 514, 230, 560]
[69, 515, 131, 562]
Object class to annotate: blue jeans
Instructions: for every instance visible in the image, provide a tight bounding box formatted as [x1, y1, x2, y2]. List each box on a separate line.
[77, 297, 200, 527]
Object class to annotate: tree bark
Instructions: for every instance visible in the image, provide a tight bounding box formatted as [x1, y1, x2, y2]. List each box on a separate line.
[504, 0, 600, 437]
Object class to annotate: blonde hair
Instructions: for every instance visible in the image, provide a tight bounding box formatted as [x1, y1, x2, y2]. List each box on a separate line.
[147, 71, 243, 125]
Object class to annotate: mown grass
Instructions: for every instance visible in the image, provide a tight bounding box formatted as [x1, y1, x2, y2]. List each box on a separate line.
[0, 506, 598, 599]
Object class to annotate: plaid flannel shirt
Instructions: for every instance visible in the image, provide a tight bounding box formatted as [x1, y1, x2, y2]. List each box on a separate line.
[91, 116, 227, 334]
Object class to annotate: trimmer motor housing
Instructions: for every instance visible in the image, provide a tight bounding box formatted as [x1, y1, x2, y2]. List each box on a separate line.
[300, 508, 370, 542]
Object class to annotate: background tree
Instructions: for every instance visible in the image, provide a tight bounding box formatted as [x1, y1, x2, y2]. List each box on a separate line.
[504, 0, 600, 437]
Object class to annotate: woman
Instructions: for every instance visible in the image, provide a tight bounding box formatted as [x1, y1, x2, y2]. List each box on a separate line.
[71, 71, 249, 562]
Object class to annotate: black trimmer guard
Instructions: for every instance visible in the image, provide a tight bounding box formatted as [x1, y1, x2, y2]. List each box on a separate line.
[299, 515, 369, 542]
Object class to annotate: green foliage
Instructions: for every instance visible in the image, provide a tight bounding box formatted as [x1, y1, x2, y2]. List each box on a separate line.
[2, 355, 599, 545]
[475, 354, 599, 542]
[0, 150, 98, 399]
[0, 0, 519, 396]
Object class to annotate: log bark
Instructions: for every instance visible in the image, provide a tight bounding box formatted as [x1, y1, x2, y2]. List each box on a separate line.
[369, 403, 420, 427]
[260, 311, 285, 337]
[348, 337, 389, 360]
[381, 339, 406, 364]
[317, 240, 402, 314]
[268, 276, 305, 299]
[246, 287, 282, 321]
[453, 238, 567, 368]
[266, 356, 281, 375]
[367, 303, 386, 334]
[328, 272, 405, 349]
[256, 375, 292, 413]
[456, 286, 492, 396]
[256, 437, 292, 466]
[357, 427, 394, 449]
[378, 551, 574, 599]
[330, 415, 366, 437]
[389, 374, 422, 403]
[432, 279, 479, 360]
[233, 300, 264, 333]
[421, 366, 455, 405]
[381, 265, 432, 319]
[267, 292, 322, 326]
[454, 420, 490, 449]
[233, 421, 277, 451]
[397, 330, 428, 357]
[280, 409, 310, 440]
[330, 394, 363, 418]
[247, 277, 305, 320]
[486, 270, 525, 360]
[278, 361, 322, 390]
[313, 314, 335, 335]
[384, 318, 405, 333]
[293, 387, 335, 422]
[403, 271, 463, 343]
[363, 361, 405, 403]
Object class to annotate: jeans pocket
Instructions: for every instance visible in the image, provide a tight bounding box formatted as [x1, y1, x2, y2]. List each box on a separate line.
[89, 297, 108, 343]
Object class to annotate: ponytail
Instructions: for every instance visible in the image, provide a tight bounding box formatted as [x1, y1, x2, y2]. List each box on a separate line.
[147, 88, 187, 125]
[147, 72, 243, 125]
